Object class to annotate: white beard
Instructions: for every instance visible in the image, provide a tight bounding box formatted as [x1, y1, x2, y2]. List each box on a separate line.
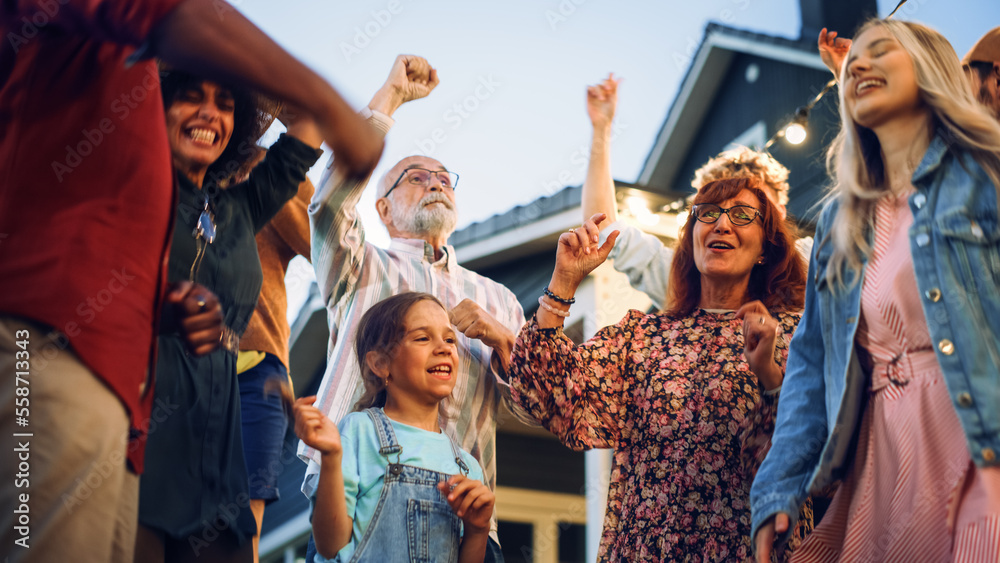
[390, 192, 458, 238]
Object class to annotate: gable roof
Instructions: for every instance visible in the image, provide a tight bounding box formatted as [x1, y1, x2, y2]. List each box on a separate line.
[450, 23, 830, 257]
[637, 23, 825, 192]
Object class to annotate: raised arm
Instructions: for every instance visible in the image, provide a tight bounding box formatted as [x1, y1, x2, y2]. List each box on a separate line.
[280, 104, 324, 151]
[510, 309, 644, 450]
[239, 134, 322, 234]
[582, 74, 621, 230]
[293, 396, 352, 559]
[367, 54, 440, 116]
[818, 27, 851, 81]
[148, 0, 382, 177]
[504, 214, 628, 448]
[581, 75, 675, 309]
[310, 55, 439, 308]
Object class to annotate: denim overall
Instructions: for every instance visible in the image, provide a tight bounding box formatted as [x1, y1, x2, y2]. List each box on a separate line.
[338, 408, 470, 563]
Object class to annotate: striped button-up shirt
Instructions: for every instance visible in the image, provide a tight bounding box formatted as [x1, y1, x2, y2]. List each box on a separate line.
[299, 112, 534, 536]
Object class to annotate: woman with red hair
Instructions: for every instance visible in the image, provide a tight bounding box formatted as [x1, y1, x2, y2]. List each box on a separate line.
[508, 177, 811, 561]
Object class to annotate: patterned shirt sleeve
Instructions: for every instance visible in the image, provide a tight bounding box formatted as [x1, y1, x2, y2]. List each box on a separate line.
[508, 310, 646, 450]
[490, 286, 538, 426]
[737, 311, 815, 555]
[739, 311, 799, 477]
[309, 111, 393, 310]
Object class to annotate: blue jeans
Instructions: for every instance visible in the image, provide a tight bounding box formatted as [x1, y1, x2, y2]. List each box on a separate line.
[239, 353, 290, 501]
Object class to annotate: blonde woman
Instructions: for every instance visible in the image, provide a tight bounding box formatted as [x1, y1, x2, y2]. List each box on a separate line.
[752, 19, 1000, 562]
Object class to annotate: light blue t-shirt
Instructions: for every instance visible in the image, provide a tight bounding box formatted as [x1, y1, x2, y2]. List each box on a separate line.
[314, 410, 484, 563]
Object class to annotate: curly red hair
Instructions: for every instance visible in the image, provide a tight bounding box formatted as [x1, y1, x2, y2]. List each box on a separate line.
[664, 177, 806, 317]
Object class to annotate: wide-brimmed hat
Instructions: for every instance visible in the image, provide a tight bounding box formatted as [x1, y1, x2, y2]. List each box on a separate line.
[963, 27, 1000, 65]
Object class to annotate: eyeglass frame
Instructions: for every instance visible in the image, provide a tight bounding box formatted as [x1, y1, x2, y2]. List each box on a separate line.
[383, 167, 459, 199]
[690, 203, 762, 226]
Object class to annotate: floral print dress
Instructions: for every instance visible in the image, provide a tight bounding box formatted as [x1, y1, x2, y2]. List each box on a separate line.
[509, 308, 811, 562]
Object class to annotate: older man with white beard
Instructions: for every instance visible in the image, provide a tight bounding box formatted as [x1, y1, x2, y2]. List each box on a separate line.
[300, 55, 532, 563]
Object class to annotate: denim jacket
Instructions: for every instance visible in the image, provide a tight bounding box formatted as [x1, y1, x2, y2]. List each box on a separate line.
[750, 134, 1000, 541]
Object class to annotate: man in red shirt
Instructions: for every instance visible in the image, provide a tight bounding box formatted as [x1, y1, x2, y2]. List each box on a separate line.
[0, 1, 381, 561]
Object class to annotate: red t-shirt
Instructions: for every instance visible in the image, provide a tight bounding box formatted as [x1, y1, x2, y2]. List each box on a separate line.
[0, 0, 185, 472]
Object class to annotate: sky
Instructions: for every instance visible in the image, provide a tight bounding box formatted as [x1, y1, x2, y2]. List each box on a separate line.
[229, 0, 1000, 317]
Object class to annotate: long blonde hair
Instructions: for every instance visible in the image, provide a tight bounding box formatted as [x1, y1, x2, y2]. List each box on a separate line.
[825, 19, 1000, 288]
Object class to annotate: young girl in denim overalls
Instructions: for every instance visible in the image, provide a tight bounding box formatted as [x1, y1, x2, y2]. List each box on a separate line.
[295, 292, 495, 563]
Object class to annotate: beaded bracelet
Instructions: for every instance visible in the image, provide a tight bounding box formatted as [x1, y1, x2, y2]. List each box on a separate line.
[537, 296, 571, 318]
[543, 287, 575, 305]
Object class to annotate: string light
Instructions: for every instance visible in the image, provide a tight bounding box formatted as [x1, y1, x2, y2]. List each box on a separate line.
[885, 0, 908, 19]
[762, 0, 908, 150]
[764, 79, 836, 149]
[783, 106, 810, 145]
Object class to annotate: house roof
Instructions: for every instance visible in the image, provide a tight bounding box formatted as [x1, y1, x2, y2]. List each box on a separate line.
[637, 22, 825, 192]
[450, 23, 826, 254]
[450, 180, 681, 271]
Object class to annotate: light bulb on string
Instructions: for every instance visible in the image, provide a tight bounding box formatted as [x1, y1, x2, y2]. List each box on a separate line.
[782, 106, 809, 146]
[784, 122, 807, 145]
[758, 2, 908, 152]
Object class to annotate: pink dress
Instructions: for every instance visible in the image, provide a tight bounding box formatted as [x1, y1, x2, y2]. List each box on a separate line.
[791, 191, 1000, 562]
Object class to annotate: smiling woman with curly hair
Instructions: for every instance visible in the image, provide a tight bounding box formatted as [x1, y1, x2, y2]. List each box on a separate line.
[134, 69, 324, 563]
[508, 177, 812, 562]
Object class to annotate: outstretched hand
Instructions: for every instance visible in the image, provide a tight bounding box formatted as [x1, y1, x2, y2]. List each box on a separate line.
[370, 54, 440, 116]
[551, 213, 619, 292]
[586, 73, 620, 130]
[735, 300, 782, 391]
[294, 396, 342, 458]
[818, 28, 851, 79]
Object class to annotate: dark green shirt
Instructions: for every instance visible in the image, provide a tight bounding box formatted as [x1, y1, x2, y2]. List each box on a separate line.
[139, 133, 320, 541]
